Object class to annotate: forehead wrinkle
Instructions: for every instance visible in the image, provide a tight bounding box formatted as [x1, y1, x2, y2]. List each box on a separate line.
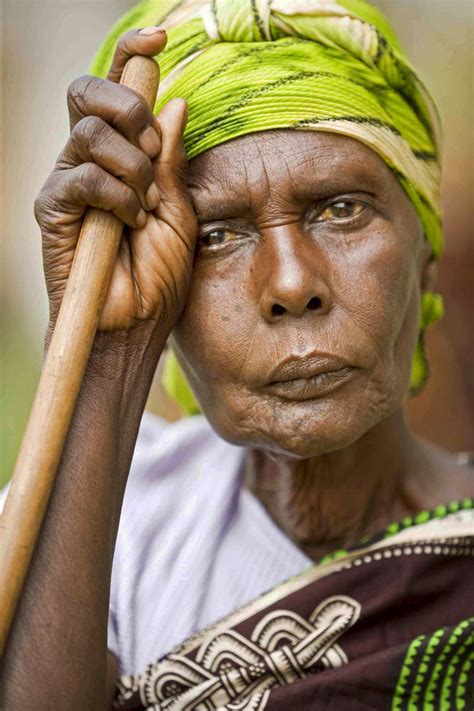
[188, 150, 252, 222]
[244, 134, 274, 217]
[257, 130, 397, 195]
[188, 130, 397, 223]
[227, 132, 309, 221]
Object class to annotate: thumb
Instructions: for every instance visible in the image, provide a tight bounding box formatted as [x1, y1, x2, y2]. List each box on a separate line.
[154, 98, 197, 244]
[106, 28, 167, 83]
[154, 98, 190, 199]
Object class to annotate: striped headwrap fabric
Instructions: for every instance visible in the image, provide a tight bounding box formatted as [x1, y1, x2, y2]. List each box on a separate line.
[91, 0, 444, 407]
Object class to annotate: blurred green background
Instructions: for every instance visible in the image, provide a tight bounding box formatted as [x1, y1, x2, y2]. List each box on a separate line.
[1, 1, 473, 487]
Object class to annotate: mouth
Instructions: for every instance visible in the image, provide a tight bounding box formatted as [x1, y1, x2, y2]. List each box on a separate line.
[262, 353, 357, 401]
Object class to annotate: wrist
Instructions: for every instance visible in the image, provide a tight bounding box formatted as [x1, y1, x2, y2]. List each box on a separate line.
[45, 319, 166, 369]
[45, 319, 168, 418]
[89, 321, 166, 374]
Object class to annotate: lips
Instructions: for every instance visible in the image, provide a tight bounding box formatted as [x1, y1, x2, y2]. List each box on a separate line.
[263, 353, 356, 401]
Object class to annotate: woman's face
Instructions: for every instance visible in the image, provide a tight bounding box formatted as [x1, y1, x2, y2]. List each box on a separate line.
[172, 130, 430, 458]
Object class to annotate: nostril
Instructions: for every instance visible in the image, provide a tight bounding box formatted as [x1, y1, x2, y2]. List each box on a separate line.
[307, 297, 322, 311]
[272, 304, 286, 316]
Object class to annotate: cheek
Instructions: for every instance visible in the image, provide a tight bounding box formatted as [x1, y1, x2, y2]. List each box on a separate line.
[335, 224, 421, 367]
[172, 263, 258, 394]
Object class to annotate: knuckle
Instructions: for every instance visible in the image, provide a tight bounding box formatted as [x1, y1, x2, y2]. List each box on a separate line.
[76, 162, 103, 198]
[33, 179, 61, 230]
[33, 191, 47, 222]
[133, 151, 154, 186]
[122, 184, 140, 214]
[74, 115, 109, 150]
[67, 74, 102, 115]
[119, 93, 149, 133]
[116, 29, 136, 50]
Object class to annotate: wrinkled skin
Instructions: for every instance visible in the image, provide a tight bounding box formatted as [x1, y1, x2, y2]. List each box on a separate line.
[5, 31, 471, 709]
[173, 130, 430, 459]
[172, 131, 473, 559]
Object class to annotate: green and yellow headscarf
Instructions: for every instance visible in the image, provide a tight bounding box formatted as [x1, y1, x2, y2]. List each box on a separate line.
[91, 0, 444, 413]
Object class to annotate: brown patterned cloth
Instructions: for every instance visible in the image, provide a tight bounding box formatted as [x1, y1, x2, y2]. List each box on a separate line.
[113, 501, 474, 710]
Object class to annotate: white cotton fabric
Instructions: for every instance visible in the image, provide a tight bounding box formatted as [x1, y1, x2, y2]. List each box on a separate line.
[107, 412, 312, 676]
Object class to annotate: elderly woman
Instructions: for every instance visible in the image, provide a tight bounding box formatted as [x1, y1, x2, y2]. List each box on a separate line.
[1, 1, 473, 709]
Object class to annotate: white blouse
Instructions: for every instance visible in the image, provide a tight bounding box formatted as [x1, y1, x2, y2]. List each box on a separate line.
[107, 412, 312, 676]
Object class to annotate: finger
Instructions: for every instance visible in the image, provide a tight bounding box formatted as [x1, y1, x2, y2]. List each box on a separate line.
[56, 116, 159, 211]
[67, 75, 161, 158]
[106, 27, 167, 84]
[41, 163, 148, 230]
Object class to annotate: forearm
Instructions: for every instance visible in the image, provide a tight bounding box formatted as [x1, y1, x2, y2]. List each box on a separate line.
[0, 322, 166, 710]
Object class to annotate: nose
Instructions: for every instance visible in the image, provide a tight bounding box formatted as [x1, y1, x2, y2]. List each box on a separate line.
[258, 224, 332, 322]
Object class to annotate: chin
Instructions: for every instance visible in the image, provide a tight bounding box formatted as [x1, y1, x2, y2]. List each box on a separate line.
[205, 388, 393, 460]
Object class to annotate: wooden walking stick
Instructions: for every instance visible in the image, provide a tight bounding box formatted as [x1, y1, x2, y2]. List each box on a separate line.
[0, 55, 160, 655]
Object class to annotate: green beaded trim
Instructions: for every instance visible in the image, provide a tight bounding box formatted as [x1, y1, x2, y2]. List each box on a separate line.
[319, 498, 473, 566]
[383, 498, 473, 539]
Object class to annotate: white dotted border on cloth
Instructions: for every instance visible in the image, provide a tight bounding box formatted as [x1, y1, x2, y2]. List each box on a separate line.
[338, 538, 474, 571]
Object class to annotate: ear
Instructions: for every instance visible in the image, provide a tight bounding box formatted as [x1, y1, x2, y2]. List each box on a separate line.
[419, 239, 438, 292]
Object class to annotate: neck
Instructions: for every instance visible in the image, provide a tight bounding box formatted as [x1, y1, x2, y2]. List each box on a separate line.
[243, 409, 425, 561]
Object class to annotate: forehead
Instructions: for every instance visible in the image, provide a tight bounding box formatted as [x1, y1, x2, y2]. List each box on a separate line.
[187, 130, 399, 216]
[188, 131, 395, 189]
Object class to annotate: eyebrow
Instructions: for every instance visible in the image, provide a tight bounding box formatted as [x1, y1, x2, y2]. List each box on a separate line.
[191, 201, 251, 224]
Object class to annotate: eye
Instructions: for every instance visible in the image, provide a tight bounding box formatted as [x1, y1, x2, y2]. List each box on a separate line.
[318, 200, 365, 222]
[198, 228, 239, 250]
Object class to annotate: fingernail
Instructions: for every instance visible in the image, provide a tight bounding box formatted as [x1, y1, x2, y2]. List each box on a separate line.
[146, 182, 160, 210]
[139, 26, 165, 36]
[137, 209, 147, 227]
[138, 125, 161, 157]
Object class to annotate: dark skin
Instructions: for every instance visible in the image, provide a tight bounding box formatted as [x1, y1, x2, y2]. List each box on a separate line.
[1, 29, 471, 710]
[177, 131, 473, 560]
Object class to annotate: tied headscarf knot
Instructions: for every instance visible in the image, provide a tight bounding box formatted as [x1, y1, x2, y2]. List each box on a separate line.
[202, 0, 372, 44]
[202, 0, 273, 42]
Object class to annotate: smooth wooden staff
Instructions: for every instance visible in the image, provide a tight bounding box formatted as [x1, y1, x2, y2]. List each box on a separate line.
[0, 55, 160, 655]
